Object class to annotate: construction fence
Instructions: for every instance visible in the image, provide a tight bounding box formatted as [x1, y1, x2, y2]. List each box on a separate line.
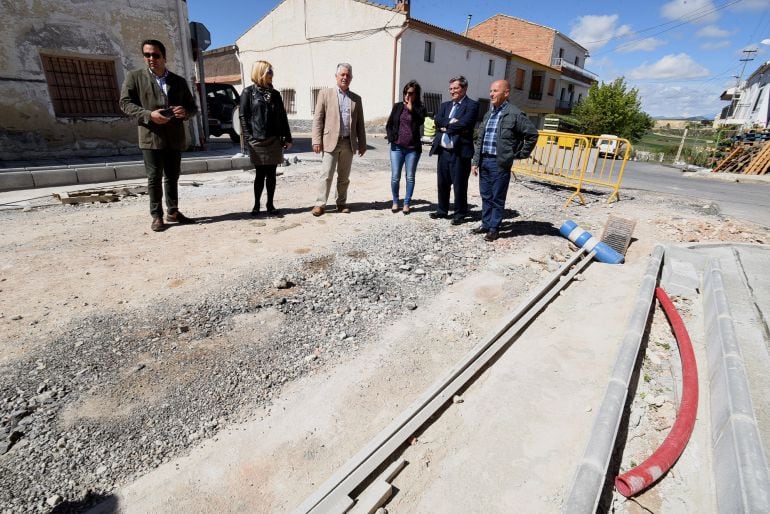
[512, 132, 631, 207]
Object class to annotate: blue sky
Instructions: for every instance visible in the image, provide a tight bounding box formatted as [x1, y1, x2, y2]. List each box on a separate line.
[187, 0, 770, 118]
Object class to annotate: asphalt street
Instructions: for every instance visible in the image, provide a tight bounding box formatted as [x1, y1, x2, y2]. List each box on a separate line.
[620, 161, 770, 228]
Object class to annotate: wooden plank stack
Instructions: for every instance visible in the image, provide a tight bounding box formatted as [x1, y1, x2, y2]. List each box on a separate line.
[712, 139, 770, 175]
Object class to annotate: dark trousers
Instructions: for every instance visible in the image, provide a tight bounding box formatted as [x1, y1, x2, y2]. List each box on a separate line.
[436, 149, 471, 217]
[479, 156, 511, 231]
[142, 149, 181, 217]
[254, 164, 277, 209]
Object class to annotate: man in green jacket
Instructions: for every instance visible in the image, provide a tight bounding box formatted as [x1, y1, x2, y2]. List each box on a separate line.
[120, 39, 198, 232]
[471, 79, 538, 241]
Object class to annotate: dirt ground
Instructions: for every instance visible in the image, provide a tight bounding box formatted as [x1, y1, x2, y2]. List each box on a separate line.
[1, 150, 769, 513]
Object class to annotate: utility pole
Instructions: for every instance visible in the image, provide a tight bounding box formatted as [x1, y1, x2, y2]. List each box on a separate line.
[674, 128, 688, 165]
[464, 14, 472, 36]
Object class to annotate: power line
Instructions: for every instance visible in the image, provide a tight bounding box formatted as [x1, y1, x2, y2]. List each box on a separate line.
[583, 0, 743, 47]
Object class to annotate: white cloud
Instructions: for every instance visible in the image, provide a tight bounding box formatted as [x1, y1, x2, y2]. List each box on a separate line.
[731, 0, 770, 11]
[696, 25, 731, 38]
[701, 41, 731, 50]
[628, 53, 710, 79]
[633, 82, 724, 117]
[617, 37, 666, 53]
[661, 0, 718, 24]
[569, 14, 632, 52]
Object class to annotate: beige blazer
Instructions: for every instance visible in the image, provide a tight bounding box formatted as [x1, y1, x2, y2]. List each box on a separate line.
[311, 87, 366, 153]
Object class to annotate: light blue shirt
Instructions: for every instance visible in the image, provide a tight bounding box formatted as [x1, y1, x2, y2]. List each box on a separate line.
[149, 68, 169, 105]
[337, 88, 351, 138]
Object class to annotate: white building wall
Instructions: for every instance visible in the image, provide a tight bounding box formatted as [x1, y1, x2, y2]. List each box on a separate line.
[236, 0, 404, 123]
[551, 34, 586, 68]
[552, 33, 590, 106]
[737, 79, 770, 128]
[397, 30, 507, 110]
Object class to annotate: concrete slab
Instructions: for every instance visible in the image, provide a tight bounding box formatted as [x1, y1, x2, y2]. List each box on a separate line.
[31, 169, 78, 188]
[205, 158, 232, 172]
[114, 164, 146, 181]
[180, 159, 208, 174]
[232, 156, 252, 170]
[76, 167, 117, 184]
[0, 172, 34, 191]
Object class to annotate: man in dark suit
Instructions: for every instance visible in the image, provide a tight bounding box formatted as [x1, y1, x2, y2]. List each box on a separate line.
[429, 76, 479, 225]
[120, 39, 198, 232]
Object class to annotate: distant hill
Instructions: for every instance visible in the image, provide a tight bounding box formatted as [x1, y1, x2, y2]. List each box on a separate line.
[654, 115, 713, 121]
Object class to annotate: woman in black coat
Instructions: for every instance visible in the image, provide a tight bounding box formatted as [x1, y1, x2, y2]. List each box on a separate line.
[385, 80, 427, 215]
[239, 60, 292, 216]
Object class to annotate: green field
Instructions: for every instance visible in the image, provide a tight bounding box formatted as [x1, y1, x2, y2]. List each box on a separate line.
[634, 131, 717, 165]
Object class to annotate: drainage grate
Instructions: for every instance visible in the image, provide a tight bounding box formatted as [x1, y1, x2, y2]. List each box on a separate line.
[600, 215, 636, 256]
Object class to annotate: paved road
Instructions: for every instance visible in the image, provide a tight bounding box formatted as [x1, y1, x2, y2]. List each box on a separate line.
[620, 162, 770, 228]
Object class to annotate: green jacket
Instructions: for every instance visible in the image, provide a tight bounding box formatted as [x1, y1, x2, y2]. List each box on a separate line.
[119, 67, 198, 150]
[472, 102, 539, 170]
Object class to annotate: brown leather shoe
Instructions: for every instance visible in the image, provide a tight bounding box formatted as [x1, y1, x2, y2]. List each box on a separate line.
[166, 211, 196, 224]
[151, 216, 166, 232]
[337, 204, 351, 214]
[311, 205, 325, 217]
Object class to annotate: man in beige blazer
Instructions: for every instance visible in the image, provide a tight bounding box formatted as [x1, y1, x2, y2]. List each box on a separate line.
[311, 63, 367, 216]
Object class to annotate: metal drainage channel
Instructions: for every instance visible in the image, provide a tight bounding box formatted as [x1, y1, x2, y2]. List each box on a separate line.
[295, 248, 597, 513]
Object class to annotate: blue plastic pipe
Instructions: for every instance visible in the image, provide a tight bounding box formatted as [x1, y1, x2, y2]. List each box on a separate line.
[559, 220, 624, 264]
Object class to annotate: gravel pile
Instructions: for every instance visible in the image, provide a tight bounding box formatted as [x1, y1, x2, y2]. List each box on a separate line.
[0, 207, 559, 513]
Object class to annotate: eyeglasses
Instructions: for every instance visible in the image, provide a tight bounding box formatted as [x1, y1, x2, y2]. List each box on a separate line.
[143, 52, 162, 59]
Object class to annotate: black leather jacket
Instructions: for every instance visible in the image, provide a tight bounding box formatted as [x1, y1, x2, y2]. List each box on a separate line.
[239, 85, 292, 143]
[386, 102, 427, 152]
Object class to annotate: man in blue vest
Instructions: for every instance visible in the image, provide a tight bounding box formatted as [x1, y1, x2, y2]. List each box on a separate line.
[471, 79, 538, 241]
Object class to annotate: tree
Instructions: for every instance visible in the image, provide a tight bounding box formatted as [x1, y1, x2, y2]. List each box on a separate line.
[571, 77, 653, 142]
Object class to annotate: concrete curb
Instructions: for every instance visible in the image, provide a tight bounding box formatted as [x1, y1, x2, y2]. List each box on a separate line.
[562, 244, 665, 513]
[689, 170, 770, 185]
[0, 156, 256, 192]
[702, 259, 770, 513]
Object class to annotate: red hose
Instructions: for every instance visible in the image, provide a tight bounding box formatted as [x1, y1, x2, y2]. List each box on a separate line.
[615, 287, 699, 497]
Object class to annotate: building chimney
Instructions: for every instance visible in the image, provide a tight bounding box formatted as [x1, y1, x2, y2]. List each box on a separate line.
[395, 0, 410, 17]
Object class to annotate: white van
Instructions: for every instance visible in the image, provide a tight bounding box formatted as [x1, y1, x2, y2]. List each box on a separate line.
[597, 134, 619, 158]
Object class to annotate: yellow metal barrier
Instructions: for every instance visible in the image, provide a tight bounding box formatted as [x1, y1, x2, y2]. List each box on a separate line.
[511, 131, 631, 206]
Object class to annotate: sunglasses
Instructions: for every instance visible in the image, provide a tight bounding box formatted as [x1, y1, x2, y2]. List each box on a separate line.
[143, 52, 162, 59]
[267, 69, 274, 75]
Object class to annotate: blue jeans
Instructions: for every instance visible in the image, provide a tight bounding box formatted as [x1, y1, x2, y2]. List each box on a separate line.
[390, 143, 421, 205]
[479, 156, 511, 230]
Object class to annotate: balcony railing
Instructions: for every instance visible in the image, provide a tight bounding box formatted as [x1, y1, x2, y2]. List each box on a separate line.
[528, 91, 543, 100]
[551, 58, 599, 82]
[556, 100, 573, 110]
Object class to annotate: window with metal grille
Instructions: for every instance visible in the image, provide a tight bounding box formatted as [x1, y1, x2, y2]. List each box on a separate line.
[280, 88, 296, 114]
[310, 87, 323, 114]
[422, 92, 441, 116]
[40, 54, 121, 116]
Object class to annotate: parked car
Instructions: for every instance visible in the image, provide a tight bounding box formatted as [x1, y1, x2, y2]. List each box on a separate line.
[597, 134, 619, 158]
[203, 83, 240, 143]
